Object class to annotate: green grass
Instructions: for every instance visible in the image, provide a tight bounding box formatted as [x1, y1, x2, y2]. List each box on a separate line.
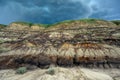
[111, 20, 120, 25]
[12, 21, 33, 27]
[0, 24, 7, 27]
[50, 18, 107, 27]
[80, 19, 97, 23]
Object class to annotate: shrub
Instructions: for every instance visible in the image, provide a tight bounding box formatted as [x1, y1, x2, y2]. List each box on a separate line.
[46, 68, 55, 75]
[0, 24, 7, 30]
[0, 47, 10, 53]
[16, 67, 27, 74]
[112, 20, 120, 25]
[0, 40, 5, 43]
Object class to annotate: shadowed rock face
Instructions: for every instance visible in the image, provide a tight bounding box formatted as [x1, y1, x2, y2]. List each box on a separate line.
[0, 19, 120, 69]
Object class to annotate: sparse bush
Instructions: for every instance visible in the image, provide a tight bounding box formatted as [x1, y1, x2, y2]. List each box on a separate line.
[80, 19, 97, 23]
[46, 68, 55, 75]
[0, 47, 10, 53]
[0, 24, 7, 30]
[16, 67, 27, 74]
[0, 40, 5, 43]
[112, 20, 120, 25]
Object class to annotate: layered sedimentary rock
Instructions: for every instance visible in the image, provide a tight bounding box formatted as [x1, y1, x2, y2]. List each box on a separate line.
[0, 19, 120, 69]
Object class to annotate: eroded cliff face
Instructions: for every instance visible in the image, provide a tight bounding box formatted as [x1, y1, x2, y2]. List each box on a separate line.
[0, 19, 120, 69]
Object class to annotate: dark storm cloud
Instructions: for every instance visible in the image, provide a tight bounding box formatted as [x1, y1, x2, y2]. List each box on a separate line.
[22, 0, 90, 24]
[0, 0, 120, 24]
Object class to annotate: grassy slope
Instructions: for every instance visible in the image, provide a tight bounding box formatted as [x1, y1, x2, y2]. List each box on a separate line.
[47, 18, 111, 29]
[53, 18, 106, 25]
[9, 19, 119, 29]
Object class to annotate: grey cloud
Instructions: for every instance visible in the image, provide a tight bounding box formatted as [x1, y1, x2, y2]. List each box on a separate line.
[0, 0, 120, 24]
[22, 0, 90, 24]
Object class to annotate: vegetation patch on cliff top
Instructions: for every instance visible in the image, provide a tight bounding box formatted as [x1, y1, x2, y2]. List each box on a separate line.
[8, 19, 119, 29]
[0, 24, 7, 30]
[111, 20, 120, 25]
[52, 18, 107, 26]
[12, 22, 33, 26]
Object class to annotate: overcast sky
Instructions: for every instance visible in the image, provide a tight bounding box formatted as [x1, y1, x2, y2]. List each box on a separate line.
[0, 0, 120, 24]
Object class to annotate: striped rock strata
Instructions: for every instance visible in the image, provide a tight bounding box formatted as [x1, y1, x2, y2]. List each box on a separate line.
[0, 19, 120, 69]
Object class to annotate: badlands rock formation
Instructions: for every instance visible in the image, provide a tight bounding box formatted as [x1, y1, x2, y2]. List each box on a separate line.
[0, 19, 120, 80]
